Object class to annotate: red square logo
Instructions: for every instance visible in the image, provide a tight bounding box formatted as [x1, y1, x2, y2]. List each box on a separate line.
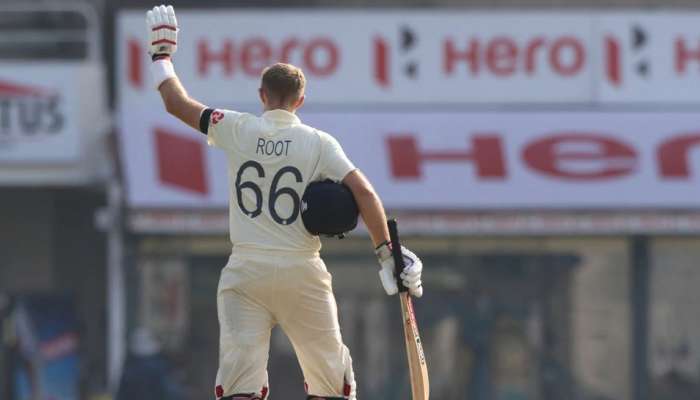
[155, 128, 208, 195]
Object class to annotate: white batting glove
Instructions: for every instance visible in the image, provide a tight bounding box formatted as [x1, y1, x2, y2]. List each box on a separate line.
[375, 242, 424, 298]
[146, 5, 178, 60]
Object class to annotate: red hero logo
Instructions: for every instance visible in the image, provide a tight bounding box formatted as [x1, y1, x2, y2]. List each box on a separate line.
[127, 36, 340, 88]
[443, 36, 585, 78]
[198, 37, 339, 78]
[374, 32, 587, 87]
[387, 132, 700, 181]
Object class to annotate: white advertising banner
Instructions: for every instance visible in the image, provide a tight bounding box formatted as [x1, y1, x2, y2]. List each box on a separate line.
[117, 10, 700, 210]
[0, 64, 82, 163]
[0, 62, 110, 185]
[119, 111, 700, 210]
[118, 11, 596, 105]
[118, 10, 700, 105]
[597, 13, 700, 103]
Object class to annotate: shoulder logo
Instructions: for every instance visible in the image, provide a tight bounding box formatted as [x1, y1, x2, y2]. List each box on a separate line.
[211, 110, 224, 125]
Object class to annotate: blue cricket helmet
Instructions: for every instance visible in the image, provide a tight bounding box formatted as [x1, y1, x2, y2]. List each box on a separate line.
[301, 180, 359, 238]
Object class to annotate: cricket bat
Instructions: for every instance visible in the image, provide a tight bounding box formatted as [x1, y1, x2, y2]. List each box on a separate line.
[388, 218, 430, 400]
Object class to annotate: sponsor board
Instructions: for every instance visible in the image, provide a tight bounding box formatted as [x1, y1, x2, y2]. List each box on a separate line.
[119, 11, 700, 105]
[119, 11, 593, 104]
[119, 111, 700, 209]
[598, 14, 700, 103]
[0, 64, 82, 163]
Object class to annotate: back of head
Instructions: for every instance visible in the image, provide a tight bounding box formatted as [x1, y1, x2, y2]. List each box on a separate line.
[260, 63, 306, 109]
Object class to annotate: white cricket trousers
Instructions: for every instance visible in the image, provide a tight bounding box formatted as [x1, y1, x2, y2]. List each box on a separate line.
[214, 249, 356, 399]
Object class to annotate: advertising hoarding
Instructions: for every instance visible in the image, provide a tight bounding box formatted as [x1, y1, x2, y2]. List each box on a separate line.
[119, 111, 700, 209]
[0, 63, 109, 184]
[116, 11, 700, 212]
[0, 64, 82, 163]
[119, 11, 700, 105]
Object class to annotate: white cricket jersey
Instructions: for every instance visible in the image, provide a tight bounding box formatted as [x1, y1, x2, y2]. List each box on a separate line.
[206, 109, 356, 253]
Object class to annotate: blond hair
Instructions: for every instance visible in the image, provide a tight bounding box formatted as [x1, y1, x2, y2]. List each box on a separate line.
[260, 63, 306, 109]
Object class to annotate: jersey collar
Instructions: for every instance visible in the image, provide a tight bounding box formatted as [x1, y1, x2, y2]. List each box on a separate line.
[262, 109, 301, 126]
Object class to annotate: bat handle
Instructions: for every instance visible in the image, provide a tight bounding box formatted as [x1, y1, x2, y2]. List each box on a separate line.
[388, 218, 408, 293]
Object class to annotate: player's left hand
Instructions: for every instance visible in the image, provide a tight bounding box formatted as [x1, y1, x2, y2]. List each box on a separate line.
[146, 5, 178, 60]
[375, 243, 424, 298]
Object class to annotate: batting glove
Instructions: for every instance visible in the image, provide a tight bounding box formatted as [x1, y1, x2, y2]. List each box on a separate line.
[375, 242, 424, 298]
[146, 5, 178, 60]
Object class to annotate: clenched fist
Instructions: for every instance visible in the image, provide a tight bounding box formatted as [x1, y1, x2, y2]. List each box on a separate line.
[375, 242, 424, 297]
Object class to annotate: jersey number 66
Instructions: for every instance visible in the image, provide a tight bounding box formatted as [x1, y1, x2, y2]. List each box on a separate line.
[235, 160, 303, 226]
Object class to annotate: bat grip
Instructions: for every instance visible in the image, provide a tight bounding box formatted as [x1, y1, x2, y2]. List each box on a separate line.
[388, 218, 408, 293]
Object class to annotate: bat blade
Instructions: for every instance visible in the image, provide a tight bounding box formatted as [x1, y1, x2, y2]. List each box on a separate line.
[400, 293, 429, 400]
[388, 218, 430, 399]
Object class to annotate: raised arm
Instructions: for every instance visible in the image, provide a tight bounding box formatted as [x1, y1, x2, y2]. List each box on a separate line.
[147, 5, 206, 131]
[156, 70, 206, 131]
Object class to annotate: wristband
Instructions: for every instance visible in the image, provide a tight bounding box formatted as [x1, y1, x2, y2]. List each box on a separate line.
[375, 240, 390, 251]
[150, 58, 176, 90]
[375, 241, 392, 261]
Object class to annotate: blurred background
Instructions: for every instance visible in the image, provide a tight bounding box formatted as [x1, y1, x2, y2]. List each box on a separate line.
[2, 0, 700, 399]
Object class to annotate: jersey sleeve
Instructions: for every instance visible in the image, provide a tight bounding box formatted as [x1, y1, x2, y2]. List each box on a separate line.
[200, 108, 244, 150]
[317, 132, 356, 182]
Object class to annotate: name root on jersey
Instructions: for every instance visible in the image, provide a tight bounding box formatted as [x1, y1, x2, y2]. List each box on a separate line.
[256, 138, 292, 156]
